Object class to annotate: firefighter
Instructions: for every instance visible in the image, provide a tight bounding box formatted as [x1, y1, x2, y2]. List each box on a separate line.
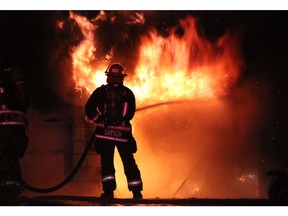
[85, 63, 143, 199]
[0, 65, 30, 205]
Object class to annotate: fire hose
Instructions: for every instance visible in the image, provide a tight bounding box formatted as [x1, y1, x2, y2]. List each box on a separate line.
[21, 100, 186, 193]
[20, 130, 97, 193]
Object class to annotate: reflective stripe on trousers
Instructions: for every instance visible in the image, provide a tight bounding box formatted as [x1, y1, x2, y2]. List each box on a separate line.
[102, 175, 115, 183]
[128, 179, 142, 187]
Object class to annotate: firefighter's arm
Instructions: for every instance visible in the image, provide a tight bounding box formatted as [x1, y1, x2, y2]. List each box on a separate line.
[85, 86, 104, 122]
[122, 88, 136, 122]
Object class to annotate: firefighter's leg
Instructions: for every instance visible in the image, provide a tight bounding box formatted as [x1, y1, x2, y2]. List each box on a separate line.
[100, 141, 116, 198]
[0, 132, 22, 205]
[116, 142, 143, 198]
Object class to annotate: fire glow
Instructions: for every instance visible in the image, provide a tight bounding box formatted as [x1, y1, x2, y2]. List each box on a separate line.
[66, 11, 264, 199]
[69, 11, 243, 106]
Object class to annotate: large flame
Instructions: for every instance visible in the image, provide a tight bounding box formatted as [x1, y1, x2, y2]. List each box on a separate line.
[66, 11, 265, 199]
[129, 22, 242, 106]
[70, 11, 243, 106]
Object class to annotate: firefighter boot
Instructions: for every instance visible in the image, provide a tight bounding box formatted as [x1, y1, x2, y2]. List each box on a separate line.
[132, 190, 143, 199]
[100, 190, 114, 199]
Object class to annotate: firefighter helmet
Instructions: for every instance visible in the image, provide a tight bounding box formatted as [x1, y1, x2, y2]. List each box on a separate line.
[105, 63, 127, 78]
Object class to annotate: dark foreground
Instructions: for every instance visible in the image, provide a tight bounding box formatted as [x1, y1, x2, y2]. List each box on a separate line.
[16, 195, 285, 206]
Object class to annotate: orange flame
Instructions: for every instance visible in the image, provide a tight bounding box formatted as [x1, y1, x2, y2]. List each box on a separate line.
[69, 11, 243, 107]
[128, 20, 242, 106]
[69, 12, 107, 94]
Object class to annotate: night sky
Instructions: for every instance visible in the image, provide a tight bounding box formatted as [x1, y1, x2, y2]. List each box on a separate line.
[0, 10, 288, 169]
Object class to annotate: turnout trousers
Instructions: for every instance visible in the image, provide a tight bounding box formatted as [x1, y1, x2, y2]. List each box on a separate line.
[0, 126, 28, 204]
[98, 139, 143, 193]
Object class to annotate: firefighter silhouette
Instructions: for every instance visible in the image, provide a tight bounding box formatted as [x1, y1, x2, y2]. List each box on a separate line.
[0, 64, 30, 204]
[85, 63, 143, 199]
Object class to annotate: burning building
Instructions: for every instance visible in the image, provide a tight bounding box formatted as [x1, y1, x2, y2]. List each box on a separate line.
[1, 11, 287, 201]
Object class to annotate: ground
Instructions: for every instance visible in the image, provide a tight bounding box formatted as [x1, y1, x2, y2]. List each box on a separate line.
[18, 195, 280, 206]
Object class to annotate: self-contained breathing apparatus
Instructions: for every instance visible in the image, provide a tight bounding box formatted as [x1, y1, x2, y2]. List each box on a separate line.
[89, 63, 135, 147]
[94, 84, 132, 144]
